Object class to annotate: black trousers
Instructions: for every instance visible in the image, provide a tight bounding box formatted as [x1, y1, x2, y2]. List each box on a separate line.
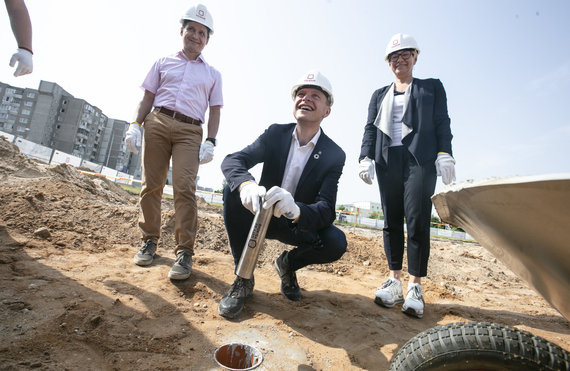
[222, 185, 347, 272]
[376, 146, 437, 277]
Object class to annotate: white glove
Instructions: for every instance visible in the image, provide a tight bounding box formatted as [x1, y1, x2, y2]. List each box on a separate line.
[358, 157, 374, 185]
[125, 123, 142, 154]
[435, 152, 456, 185]
[263, 186, 300, 220]
[199, 141, 214, 164]
[239, 182, 266, 214]
[9, 48, 33, 77]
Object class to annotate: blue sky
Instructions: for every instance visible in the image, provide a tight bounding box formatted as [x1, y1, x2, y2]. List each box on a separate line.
[1, 0, 569, 204]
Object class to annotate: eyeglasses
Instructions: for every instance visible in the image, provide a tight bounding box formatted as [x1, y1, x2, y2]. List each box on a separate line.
[388, 50, 413, 63]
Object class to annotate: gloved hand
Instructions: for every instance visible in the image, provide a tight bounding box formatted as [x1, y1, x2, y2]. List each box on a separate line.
[263, 186, 300, 220]
[9, 48, 33, 77]
[435, 152, 456, 185]
[125, 122, 142, 154]
[199, 141, 214, 164]
[358, 157, 374, 185]
[239, 181, 266, 214]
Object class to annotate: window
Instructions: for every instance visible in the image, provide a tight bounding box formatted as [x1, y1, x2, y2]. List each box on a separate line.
[22, 109, 31, 115]
[19, 118, 29, 124]
[6, 88, 16, 94]
[24, 101, 33, 107]
[16, 126, 26, 133]
[56, 124, 61, 129]
[60, 108, 65, 113]
[27, 92, 36, 98]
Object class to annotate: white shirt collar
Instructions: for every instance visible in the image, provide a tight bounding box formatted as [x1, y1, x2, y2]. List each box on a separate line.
[292, 127, 321, 147]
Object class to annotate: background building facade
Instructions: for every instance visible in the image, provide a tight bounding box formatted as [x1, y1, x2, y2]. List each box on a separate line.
[0, 80, 140, 177]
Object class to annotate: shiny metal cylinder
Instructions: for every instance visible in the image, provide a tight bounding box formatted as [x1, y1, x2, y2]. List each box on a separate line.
[236, 198, 274, 279]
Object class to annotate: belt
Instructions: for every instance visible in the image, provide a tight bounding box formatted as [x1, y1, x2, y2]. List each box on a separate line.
[154, 107, 202, 125]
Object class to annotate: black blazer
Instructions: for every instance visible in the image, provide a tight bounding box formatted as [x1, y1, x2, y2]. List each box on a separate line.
[222, 123, 346, 232]
[359, 78, 453, 169]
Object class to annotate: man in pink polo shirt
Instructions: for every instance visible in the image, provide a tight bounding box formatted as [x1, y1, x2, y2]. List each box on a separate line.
[124, 3, 223, 281]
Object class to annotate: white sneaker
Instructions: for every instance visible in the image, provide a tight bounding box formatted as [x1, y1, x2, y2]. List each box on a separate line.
[374, 278, 404, 308]
[402, 283, 424, 318]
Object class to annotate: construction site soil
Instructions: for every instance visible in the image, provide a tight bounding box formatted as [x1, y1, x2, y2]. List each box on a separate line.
[0, 137, 568, 370]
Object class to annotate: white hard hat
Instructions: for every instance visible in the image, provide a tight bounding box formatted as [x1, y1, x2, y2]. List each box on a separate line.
[385, 33, 420, 61]
[180, 4, 214, 34]
[291, 70, 334, 106]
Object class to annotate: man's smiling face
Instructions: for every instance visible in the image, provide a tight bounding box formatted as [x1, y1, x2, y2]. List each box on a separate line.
[180, 21, 209, 56]
[293, 87, 331, 124]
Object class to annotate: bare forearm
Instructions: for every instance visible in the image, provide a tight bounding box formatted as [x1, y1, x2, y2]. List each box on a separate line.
[5, 0, 32, 51]
[206, 105, 221, 138]
[134, 90, 155, 124]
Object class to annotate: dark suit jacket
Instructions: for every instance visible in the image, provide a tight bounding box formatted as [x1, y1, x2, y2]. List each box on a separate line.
[359, 78, 453, 168]
[222, 123, 346, 232]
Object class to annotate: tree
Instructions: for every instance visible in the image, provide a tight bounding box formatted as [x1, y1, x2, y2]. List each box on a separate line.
[215, 179, 227, 194]
[369, 212, 382, 219]
[430, 215, 445, 229]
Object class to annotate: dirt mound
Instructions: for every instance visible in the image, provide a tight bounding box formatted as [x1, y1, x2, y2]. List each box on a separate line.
[0, 138, 568, 370]
[0, 138, 46, 178]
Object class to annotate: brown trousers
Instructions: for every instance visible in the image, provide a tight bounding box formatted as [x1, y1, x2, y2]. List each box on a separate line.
[138, 110, 202, 255]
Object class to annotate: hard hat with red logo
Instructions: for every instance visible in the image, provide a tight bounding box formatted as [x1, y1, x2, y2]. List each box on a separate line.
[385, 33, 420, 61]
[180, 4, 214, 34]
[291, 70, 334, 106]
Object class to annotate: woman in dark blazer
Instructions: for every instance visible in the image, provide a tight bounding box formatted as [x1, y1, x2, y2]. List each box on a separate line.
[358, 33, 455, 318]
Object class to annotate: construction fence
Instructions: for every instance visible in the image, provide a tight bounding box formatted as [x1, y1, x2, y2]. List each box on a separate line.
[336, 209, 474, 241]
[2, 131, 471, 240]
[1, 131, 220, 203]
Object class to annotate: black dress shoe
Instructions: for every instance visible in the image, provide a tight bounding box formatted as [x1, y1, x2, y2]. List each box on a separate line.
[218, 276, 254, 318]
[273, 251, 301, 301]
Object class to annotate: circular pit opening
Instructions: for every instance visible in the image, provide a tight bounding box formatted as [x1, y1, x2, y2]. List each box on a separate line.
[214, 343, 263, 370]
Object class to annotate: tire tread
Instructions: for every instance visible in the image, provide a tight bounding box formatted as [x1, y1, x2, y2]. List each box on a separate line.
[389, 321, 570, 371]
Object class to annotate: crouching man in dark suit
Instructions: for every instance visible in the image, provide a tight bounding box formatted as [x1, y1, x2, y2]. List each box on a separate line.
[218, 70, 347, 318]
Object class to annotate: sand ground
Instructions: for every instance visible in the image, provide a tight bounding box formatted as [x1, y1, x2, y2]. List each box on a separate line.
[0, 138, 568, 370]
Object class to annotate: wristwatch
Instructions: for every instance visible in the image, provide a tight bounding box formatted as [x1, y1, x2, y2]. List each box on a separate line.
[206, 137, 216, 146]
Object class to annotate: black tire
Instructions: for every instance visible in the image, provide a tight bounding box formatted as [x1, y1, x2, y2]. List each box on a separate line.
[389, 321, 569, 371]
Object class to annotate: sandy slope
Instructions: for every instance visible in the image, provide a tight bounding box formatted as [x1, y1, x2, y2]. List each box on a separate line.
[0, 138, 568, 370]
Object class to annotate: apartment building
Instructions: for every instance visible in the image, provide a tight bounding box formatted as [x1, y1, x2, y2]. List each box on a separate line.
[342, 201, 383, 218]
[0, 80, 140, 177]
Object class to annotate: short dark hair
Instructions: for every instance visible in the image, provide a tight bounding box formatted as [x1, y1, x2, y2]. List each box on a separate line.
[182, 20, 211, 39]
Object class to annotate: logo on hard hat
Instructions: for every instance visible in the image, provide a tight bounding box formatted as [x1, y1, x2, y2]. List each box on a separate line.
[305, 73, 316, 82]
[392, 40, 400, 47]
[196, 9, 206, 20]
